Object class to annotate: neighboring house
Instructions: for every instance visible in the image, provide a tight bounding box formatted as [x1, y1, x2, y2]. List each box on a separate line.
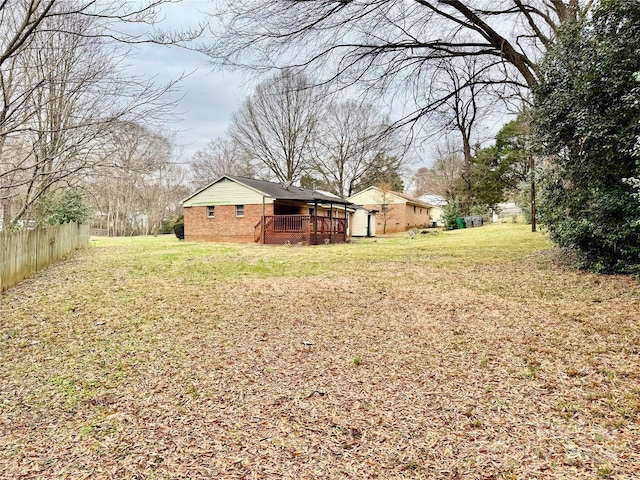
[181, 175, 353, 244]
[493, 202, 524, 222]
[348, 186, 432, 233]
[417, 193, 448, 227]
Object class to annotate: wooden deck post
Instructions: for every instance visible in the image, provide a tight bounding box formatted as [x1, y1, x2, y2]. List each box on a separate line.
[329, 202, 333, 243]
[313, 200, 318, 245]
[261, 196, 266, 244]
[344, 203, 347, 242]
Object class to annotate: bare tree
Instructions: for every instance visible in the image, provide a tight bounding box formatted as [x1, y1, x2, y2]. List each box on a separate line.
[434, 57, 491, 212]
[438, 58, 489, 166]
[229, 70, 324, 183]
[412, 167, 432, 197]
[209, 1, 596, 126]
[89, 123, 159, 236]
[419, 139, 466, 201]
[90, 123, 188, 236]
[0, 0, 197, 226]
[311, 99, 401, 197]
[374, 182, 394, 234]
[137, 162, 189, 236]
[190, 137, 256, 188]
[0, 0, 199, 71]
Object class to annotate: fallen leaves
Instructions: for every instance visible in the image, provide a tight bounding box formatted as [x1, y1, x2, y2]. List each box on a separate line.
[0, 225, 639, 478]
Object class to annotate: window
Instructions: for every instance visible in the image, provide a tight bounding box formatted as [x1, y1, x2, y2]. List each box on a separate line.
[236, 205, 244, 217]
[207, 206, 215, 218]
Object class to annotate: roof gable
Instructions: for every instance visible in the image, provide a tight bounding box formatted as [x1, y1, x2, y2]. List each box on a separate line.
[181, 175, 352, 206]
[349, 186, 433, 208]
[392, 191, 434, 208]
[181, 177, 269, 207]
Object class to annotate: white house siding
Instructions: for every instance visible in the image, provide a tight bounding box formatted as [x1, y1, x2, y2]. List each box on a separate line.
[182, 178, 273, 207]
[351, 209, 376, 237]
[430, 206, 445, 226]
[348, 187, 406, 206]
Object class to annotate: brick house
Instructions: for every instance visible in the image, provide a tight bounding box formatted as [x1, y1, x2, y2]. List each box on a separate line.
[181, 176, 353, 244]
[348, 186, 433, 234]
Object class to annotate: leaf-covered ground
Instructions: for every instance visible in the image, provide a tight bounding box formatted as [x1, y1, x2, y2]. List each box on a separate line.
[1, 224, 639, 479]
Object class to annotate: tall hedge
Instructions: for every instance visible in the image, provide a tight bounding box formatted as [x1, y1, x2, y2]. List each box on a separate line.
[534, 0, 640, 273]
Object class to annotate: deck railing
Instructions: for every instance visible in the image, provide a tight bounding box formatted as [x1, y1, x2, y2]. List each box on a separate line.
[273, 214, 310, 233]
[254, 215, 346, 244]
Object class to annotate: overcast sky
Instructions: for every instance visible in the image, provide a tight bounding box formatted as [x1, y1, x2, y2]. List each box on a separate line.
[126, 1, 253, 162]
[127, 1, 509, 172]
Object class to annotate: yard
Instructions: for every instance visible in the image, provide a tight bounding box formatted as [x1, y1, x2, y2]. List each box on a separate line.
[1, 224, 639, 479]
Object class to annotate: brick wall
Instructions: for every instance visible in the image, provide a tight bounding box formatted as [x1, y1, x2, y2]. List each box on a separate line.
[361, 203, 431, 233]
[184, 203, 274, 242]
[405, 204, 431, 229]
[379, 204, 405, 233]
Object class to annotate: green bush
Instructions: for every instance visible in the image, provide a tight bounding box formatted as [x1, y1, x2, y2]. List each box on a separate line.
[442, 199, 463, 230]
[534, 0, 640, 273]
[515, 182, 532, 224]
[173, 219, 185, 240]
[43, 189, 91, 225]
[161, 216, 182, 234]
[469, 204, 488, 216]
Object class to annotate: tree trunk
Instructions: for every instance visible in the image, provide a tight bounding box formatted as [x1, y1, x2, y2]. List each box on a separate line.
[530, 156, 536, 232]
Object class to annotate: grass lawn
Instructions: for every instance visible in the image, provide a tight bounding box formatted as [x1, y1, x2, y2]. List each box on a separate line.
[1, 223, 639, 479]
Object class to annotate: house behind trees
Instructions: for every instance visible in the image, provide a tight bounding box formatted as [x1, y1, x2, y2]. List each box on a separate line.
[348, 186, 432, 233]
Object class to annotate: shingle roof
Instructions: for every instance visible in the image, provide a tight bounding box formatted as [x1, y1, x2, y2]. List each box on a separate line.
[392, 190, 433, 207]
[182, 175, 352, 205]
[348, 186, 434, 208]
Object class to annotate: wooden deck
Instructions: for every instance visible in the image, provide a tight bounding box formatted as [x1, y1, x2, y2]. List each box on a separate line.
[254, 215, 347, 245]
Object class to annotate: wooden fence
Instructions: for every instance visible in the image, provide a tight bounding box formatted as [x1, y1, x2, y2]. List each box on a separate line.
[0, 222, 90, 292]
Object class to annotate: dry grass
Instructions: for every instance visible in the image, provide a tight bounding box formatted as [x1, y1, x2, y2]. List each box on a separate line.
[1, 224, 639, 479]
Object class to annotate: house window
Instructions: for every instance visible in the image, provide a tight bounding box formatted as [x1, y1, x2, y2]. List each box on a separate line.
[236, 205, 244, 217]
[207, 206, 215, 218]
[413, 206, 416, 213]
